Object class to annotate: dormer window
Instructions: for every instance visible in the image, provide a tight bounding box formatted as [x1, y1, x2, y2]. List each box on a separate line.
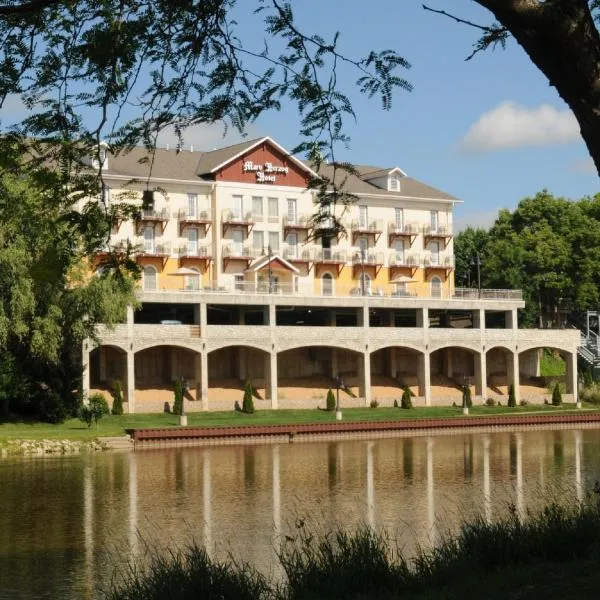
[389, 175, 400, 191]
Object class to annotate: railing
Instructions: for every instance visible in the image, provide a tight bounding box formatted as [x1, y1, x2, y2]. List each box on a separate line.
[351, 250, 384, 266]
[135, 241, 172, 256]
[222, 243, 256, 258]
[423, 254, 454, 268]
[388, 252, 421, 267]
[179, 244, 211, 258]
[387, 222, 418, 235]
[283, 215, 311, 228]
[221, 209, 255, 223]
[178, 208, 211, 221]
[453, 288, 523, 300]
[281, 243, 315, 261]
[423, 224, 452, 236]
[350, 219, 383, 232]
[139, 208, 169, 221]
[314, 248, 347, 262]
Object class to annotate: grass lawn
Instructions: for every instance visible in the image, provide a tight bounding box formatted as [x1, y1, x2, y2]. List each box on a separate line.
[1, 403, 597, 443]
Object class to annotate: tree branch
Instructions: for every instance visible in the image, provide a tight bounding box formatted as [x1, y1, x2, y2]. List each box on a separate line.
[0, 0, 62, 17]
[422, 3, 500, 31]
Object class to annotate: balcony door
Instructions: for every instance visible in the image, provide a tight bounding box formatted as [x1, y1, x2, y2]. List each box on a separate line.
[394, 239, 405, 264]
[395, 207, 404, 230]
[287, 198, 297, 224]
[359, 205, 368, 229]
[232, 229, 243, 255]
[322, 273, 333, 296]
[430, 210, 439, 232]
[187, 228, 198, 255]
[287, 232, 298, 258]
[143, 226, 155, 253]
[143, 266, 157, 291]
[188, 193, 197, 218]
[232, 195, 243, 220]
[431, 276, 442, 298]
[429, 240, 440, 265]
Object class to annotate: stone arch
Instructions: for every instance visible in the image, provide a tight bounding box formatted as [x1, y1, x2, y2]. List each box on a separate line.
[517, 346, 576, 401]
[89, 344, 127, 392]
[429, 345, 480, 404]
[134, 341, 202, 354]
[369, 345, 423, 402]
[207, 340, 271, 354]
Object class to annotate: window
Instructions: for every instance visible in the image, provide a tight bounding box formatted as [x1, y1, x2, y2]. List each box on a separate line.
[431, 276, 442, 298]
[186, 268, 200, 291]
[188, 193, 198, 217]
[232, 230, 243, 255]
[269, 231, 279, 252]
[287, 198, 297, 224]
[287, 232, 298, 258]
[234, 274, 245, 291]
[253, 230, 264, 251]
[430, 210, 439, 232]
[394, 239, 405, 263]
[394, 282, 407, 296]
[429, 241, 440, 265]
[187, 228, 198, 255]
[143, 266, 157, 291]
[268, 197, 279, 220]
[389, 175, 400, 191]
[232, 195, 243, 219]
[359, 272, 371, 295]
[252, 196, 263, 219]
[143, 226, 155, 253]
[395, 207, 404, 230]
[322, 273, 333, 296]
[358, 236, 368, 260]
[359, 205, 368, 229]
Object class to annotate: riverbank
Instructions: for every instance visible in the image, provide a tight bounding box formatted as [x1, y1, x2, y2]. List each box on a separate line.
[107, 497, 600, 600]
[1, 404, 598, 455]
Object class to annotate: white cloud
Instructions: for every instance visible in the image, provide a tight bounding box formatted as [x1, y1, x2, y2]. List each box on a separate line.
[459, 102, 581, 153]
[570, 157, 596, 174]
[156, 122, 264, 152]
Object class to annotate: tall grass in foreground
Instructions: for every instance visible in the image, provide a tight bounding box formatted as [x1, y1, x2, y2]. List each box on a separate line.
[108, 497, 600, 600]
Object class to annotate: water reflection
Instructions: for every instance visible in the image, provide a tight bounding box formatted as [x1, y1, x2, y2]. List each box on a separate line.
[1, 428, 600, 600]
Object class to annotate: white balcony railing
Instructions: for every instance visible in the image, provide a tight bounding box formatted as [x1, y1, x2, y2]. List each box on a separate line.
[351, 250, 384, 265]
[139, 207, 169, 221]
[314, 248, 347, 262]
[135, 240, 172, 256]
[388, 222, 418, 235]
[350, 219, 383, 232]
[423, 224, 452, 236]
[178, 208, 211, 221]
[179, 244, 210, 258]
[388, 252, 421, 267]
[222, 209, 255, 223]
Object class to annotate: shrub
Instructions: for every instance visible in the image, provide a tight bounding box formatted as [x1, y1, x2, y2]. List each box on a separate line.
[462, 384, 472, 409]
[508, 383, 516, 408]
[393, 398, 398, 408]
[80, 393, 109, 427]
[370, 399, 379, 408]
[485, 398, 496, 407]
[242, 380, 255, 414]
[401, 386, 412, 409]
[581, 382, 600, 404]
[326, 388, 336, 411]
[173, 378, 184, 416]
[112, 381, 124, 415]
[552, 382, 562, 406]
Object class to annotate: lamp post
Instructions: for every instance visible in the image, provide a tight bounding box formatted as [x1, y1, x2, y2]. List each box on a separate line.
[179, 375, 188, 426]
[335, 375, 344, 421]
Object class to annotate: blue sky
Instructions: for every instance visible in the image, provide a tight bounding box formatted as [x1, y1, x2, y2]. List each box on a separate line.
[235, 0, 599, 230]
[2, 1, 597, 230]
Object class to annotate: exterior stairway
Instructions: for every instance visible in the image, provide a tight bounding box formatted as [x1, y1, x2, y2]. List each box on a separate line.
[572, 312, 600, 368]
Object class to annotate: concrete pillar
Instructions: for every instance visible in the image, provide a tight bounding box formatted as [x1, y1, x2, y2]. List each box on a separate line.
[473, 309, 485, 329]
[359, 350, 371, 405]
[418, 352, 431, 405]
[329, 310, 337, 327]
[506, 308, 518, 329]
[475, 351, 487, 398]
[566, 351, 578, 402]
[82, 342, 91, 405]
[417, 307, 429, 329]
[388, 311, 395, 327]
[269, 303, 276, 326]
[193, 304, 200, 326]
[507, 351, 520, 405]
[358, 305, 368, 327]
[200, 350, 209, 410]
[127, 305, 134, 338]
[238, 308, 245, 325]
[200, 302, 207, 329]
[266, 350, 278, 408]
[126, 349, 135, 413]
[389, 347, 397, 379]
[331, 348, 338, 378]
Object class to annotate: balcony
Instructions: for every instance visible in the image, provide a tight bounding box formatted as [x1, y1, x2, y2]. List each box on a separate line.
[423, 254, 454, 273]
[135, 207, 169, 234]
[314, 248, 347, 264]
[282, 243, 315, 265]
[178, 208, 212, 235]
[351, 250, 384, 275]
[179, 243, 212, 263]
[222, 243, 257, 267]
[135, 241, 172, 267]
[283, 214, 312, 235]
[388, 251, 421, 274]
[350, 219, 383, 243]
[221, 209, 255, 235]
[423, 224, 453, 247]
[387, 222, 418, 246]
[454, 288, 523, 300]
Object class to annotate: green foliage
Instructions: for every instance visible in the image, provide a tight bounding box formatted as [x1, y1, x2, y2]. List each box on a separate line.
[80, 393, 109, 427]
[401, 386, 413, 409]
[552, 382, 563, 406]
[462, 384, 472, 409]
[111, 381, 124, 415]
[508, 384, 516, 408]
[326, 388, 336, 411]
[370, 399, 379, 408]
[173, 378, 184, 416]
[242, 381, 255, 414]
[540, 349, 566, 377]
[393, 398, 399, 408]
[580, 382, 600, 404]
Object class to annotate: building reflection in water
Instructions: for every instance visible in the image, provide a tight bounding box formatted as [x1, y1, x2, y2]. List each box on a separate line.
[203, 450, 212, 557]
[366, 442, 375, 529]
[483, 435, 491, 524]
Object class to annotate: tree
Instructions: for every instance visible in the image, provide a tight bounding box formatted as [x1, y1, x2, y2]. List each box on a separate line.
[326, 388, 336, 411]
[552, 382, 563, 406]
[242, 381, 255, 414]
[454, 227, 489, 289]
[173, 378, 184, 416]
[508, 383, 516, 408]
[112, 381, 124, 415]
[462, 384, 472, 409]
[0, 172, 137, 420]
[425, 1, 600, 175]
[401, 386, 413, 409]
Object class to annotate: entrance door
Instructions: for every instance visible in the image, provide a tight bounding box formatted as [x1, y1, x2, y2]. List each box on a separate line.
[232, 230, 243, 255]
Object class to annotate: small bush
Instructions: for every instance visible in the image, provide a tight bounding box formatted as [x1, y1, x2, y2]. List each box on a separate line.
[401, 386, 412, 409]
[520, 399, 529, 406]
[508, 383, 516, 408]
[393, 398, 398, 408]
[485, 398, 496, 407]
[370, 399, 379, 408]
[552, 382, 562, 406]
[173, 378, 184, 416]
[112, 381, 124, 415]
[326, 388, 336, 411]
[581, 382, 600, 404]
[242, 380, 255, 414]
[80, 393, 109, 427]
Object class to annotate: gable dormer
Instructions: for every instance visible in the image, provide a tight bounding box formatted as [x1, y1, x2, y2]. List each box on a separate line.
[361, 166, 406, 191]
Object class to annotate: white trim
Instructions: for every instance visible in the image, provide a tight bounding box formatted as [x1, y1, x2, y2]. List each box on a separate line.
[247, 253, 300, 274]
[208, 136, 320, 178]
[362, 166, 407, 180]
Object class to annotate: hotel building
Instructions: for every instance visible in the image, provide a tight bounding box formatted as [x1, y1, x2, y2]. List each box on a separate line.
[84, 136, 580, 412]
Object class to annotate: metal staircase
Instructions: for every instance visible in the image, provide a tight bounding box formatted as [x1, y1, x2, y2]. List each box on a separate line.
[573, 312, 600, 368]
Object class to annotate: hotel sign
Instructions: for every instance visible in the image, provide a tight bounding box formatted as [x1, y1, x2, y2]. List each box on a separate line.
[243, 160, 289, 183]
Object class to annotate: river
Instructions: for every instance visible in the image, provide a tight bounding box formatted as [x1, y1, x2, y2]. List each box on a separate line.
[1, 427, 599, 599]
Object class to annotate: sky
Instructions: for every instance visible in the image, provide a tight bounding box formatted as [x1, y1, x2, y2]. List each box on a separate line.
[2, 1, 598, 230]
